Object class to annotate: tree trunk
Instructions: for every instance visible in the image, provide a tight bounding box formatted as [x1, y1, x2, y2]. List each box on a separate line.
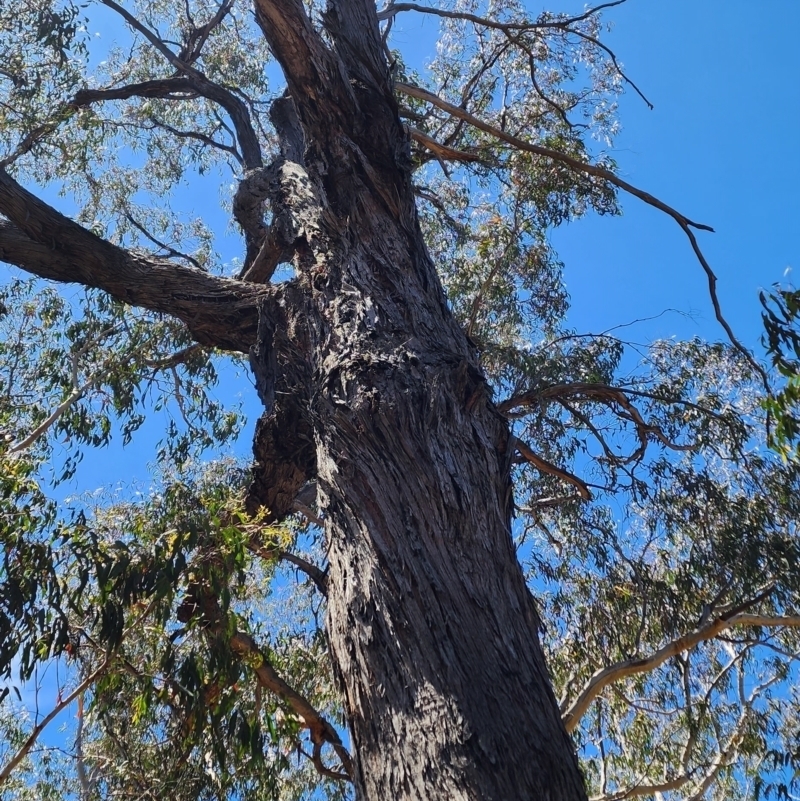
[313, 230, 589, 798]
[240, 3, 590, 797]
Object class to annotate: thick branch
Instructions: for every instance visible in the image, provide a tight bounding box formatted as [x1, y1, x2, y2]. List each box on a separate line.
[72, 77, 197, 105]
[562, 613, 800, 732]
[0, 171, 271, 352]
[252, 0, 348, 124]
[396, 82, 768, 388]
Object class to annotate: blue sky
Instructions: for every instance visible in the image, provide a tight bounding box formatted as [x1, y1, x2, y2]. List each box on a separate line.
[551, 0, 800, 346]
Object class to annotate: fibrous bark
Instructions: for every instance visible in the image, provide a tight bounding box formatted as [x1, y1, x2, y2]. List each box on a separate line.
[246, 0, 589, 797]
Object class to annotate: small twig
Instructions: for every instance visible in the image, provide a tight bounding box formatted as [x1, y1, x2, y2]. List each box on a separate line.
[124, 212, 205, 270]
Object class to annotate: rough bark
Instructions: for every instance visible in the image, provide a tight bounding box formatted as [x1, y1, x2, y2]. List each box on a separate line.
[0, 0, 590, 797]
[248, 1, 589, 797]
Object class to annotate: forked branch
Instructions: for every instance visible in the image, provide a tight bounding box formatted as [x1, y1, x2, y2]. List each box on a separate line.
[561, 613, 800, 732]
[396, 82, 769, 390]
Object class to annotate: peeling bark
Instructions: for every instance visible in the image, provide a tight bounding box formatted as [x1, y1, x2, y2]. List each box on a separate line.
[246, 1, 589, 797]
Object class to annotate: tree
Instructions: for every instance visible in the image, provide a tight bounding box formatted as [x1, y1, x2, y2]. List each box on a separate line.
[1, 1, 798, 800]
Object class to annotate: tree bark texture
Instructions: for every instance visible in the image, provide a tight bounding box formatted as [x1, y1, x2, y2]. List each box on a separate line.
[246, 2, 589, 797]
[0, 0, 589, 797]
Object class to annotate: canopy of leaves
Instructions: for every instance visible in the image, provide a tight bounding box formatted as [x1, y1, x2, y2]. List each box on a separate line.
[1, 1, 798, 800]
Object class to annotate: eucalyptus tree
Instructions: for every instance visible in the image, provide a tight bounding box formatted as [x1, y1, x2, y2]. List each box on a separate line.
[1, 1, 798, 800]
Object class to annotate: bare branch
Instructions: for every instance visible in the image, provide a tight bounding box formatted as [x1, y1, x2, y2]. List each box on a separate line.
[407, 126, 486, 164]
[378, 1, 628, 31]
[562, 613, 800, 732]
[8, 380, 93, 454]
[0, 658, 110, 786]
[381, 1, 652, 109]
[396, 82, 768, 389]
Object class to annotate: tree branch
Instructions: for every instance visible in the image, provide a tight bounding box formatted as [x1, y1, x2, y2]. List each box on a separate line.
[0, 170, 273, 352]
[514, 437, 592, 500]
[562, 614, 800, 732]
[100, 0, 263, 168]
[396, 82, 769, 390]
[378, 1, 628, 30]
[8, 380, 93, 453]
[0, 658, 110, 786]
[177, 577, 350, 780]
[72, 77, 197, 106]
[178, 0, 234, 65]
[407, 126, 485, 164]
[499, 382, 730, 425]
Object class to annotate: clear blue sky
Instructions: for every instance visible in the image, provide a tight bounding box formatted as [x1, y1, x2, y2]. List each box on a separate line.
[550, 0, 800, 346]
